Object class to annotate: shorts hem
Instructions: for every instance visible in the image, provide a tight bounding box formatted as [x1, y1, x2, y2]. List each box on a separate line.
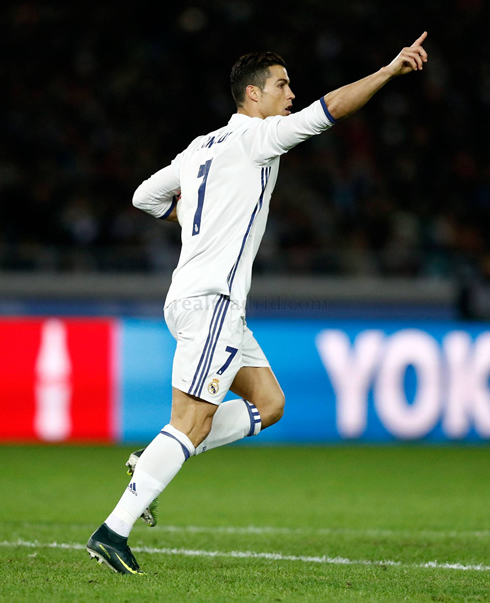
[241, 361, 271, 369]
[172, 383, 223, 406]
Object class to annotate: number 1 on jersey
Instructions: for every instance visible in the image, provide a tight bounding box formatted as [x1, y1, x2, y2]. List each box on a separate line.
[193, 159, 213, 236]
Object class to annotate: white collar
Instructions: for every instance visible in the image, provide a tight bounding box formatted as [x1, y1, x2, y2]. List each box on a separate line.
[228, 113, 260, 124]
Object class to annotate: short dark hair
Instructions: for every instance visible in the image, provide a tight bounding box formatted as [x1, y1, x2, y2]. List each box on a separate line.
[230, 51, 287, 107]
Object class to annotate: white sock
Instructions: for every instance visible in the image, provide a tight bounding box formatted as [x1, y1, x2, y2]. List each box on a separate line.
[105, 424, 195, 537]
[195, 399, 261, 455]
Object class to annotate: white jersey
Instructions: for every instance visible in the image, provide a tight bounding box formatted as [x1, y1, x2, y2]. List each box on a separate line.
[132, 98, 336, 310]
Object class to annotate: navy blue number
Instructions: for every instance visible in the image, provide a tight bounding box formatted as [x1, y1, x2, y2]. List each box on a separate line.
[193, 159, 213, 236]
[217, 346, 238, 375]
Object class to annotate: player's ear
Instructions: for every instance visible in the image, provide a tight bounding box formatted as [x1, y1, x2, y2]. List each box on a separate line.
[245, 84, 259, 103]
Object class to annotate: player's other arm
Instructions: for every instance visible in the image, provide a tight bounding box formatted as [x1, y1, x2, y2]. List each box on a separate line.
[324, 32, 428, 121]
[162, 202, 179, 222]
[132, 158, 181, 222]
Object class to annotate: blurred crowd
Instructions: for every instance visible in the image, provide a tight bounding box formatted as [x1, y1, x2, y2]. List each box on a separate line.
[1, 1, 489, 283]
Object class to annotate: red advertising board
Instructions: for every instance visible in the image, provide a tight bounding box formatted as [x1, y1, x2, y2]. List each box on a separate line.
[0, 319, 118, 442]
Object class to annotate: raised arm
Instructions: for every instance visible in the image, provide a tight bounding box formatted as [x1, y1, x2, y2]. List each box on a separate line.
[324, 32, 428, 121]
[249, 33, 428, 165]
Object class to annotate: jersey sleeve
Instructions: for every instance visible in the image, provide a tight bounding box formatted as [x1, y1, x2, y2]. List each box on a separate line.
[132, 153, 182, 219]
[247, 98, 337, 165]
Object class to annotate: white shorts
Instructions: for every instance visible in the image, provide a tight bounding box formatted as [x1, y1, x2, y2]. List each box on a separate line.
[164, 294, 270, 404]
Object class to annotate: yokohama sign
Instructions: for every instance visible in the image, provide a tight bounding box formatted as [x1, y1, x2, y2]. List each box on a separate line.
[3, 317, 490, 443]
[316, 328, 490, 440]
[0, 319, 118, 442]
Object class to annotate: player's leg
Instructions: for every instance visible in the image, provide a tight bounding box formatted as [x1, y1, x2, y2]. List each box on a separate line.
[125, 448, 158, 526]
[88, 295, 226, 572]
[192, 365, 284, 454]
[169, 387, 220, 445]
[122, 295, 223, 526]
[230, 365, 285, 428]
[87, 388, 216, 573]
[230, 322, 285, 429]
[193, 324, 285, 454]
[128, 321, 283, 461]
[106, 389, 216, 534]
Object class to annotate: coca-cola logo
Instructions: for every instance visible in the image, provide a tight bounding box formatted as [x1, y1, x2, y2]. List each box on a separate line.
[34, 320, 72, 441]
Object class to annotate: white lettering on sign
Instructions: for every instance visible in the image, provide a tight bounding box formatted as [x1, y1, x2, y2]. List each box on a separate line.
[472, 333, 490, 437]
[315, 330, 384, 438]
[316, 327, 490, 440]
[374, 330, 441, 439]
[442, 331, 490, 438]
[442, 331, 472, 438]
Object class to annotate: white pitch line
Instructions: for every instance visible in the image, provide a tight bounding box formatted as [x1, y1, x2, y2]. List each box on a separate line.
[150, 525, 490, 539]
[1, 540, 489, 572]
[15, 521, 490, 539]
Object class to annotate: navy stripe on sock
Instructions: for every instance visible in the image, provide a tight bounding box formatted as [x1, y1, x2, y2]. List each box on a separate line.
[243, 399, 261, 437]
[160, 430, 191, 461]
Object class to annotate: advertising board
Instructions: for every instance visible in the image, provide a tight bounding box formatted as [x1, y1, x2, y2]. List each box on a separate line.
[119, 319, 490, 443]
[2, 318, 490, 443]
[0, 319, 117, 442]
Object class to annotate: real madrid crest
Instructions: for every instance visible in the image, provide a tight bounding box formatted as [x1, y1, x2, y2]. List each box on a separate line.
[208, 378, 220, 395]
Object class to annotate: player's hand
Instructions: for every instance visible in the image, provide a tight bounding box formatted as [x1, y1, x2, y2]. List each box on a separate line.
[163, 192, 181, 222]
[386, 31, 428, 77]
[174, 193, 182, 225]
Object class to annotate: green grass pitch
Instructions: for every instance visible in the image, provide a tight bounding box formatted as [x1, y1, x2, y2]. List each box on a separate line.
[1, 445, 490, 602]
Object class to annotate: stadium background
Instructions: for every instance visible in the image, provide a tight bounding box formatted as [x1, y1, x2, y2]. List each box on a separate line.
[0, 1, 489, 444]
[2, 4, 490, 601]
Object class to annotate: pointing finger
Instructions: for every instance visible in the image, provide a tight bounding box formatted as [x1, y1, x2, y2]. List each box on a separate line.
[411, 31, 428, 47]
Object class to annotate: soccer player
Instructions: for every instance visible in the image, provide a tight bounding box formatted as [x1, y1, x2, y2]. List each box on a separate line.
[87, 32, 428, 574]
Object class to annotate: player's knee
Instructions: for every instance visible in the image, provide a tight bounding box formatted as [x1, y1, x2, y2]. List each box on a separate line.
[274, 390, 286, 422]
[265, 389, 285, 426]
